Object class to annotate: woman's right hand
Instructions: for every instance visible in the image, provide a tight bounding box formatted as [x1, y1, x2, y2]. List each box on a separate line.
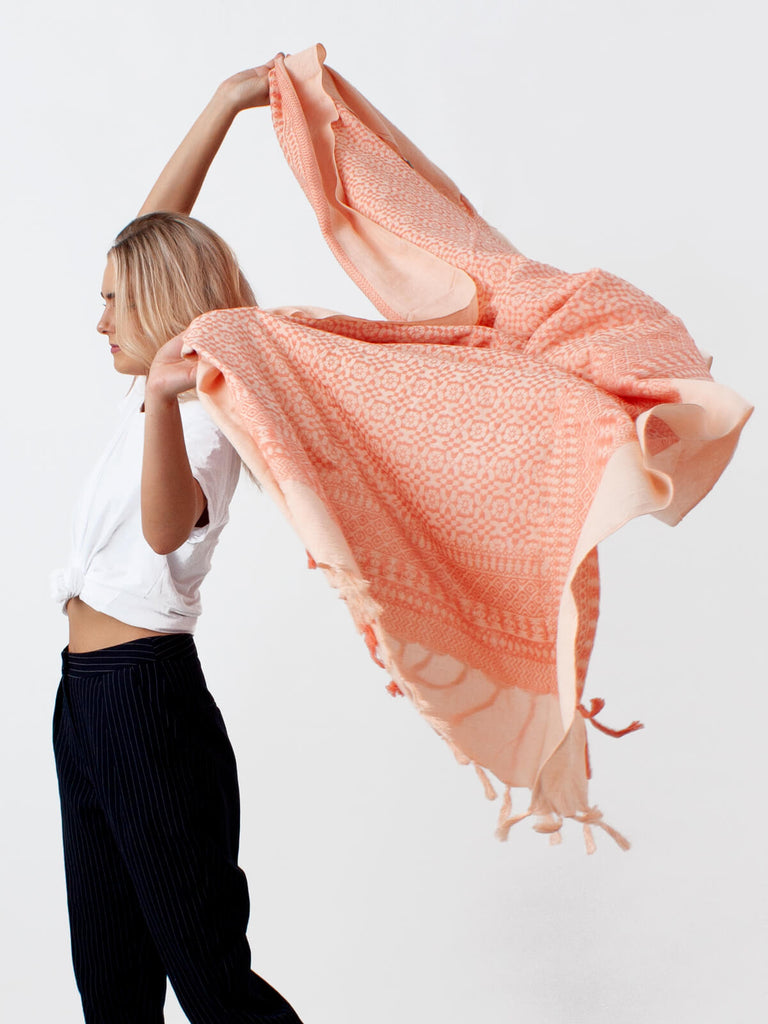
[217, 57, 283, 113]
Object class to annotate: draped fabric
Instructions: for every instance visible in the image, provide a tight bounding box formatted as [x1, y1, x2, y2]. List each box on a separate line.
[179, 46, 752, 848]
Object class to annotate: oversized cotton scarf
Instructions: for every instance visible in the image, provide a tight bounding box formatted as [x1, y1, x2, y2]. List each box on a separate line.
[179, 46, 752, 850]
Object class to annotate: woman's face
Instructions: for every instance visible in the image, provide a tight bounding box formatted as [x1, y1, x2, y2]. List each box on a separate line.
[97, 258, 146, 376]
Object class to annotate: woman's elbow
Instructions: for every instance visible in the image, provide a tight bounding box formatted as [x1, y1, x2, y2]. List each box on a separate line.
[142, 523, 189, 556]
[141, 485, 206, 554]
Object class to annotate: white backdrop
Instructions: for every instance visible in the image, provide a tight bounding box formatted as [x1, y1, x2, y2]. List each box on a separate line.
[1, 1, 765, 1022]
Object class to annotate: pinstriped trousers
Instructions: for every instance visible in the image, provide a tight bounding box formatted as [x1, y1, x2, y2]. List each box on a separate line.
[53, 633, 303, 1024]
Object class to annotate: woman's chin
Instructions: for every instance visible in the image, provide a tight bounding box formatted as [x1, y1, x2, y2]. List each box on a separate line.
[111, 349, 146, 376]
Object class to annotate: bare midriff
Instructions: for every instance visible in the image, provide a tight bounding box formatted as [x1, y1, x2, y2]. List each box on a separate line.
[66, 596, 167, 653]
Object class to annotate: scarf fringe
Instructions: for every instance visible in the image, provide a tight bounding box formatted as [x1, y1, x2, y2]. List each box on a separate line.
[494, 804, 630, 853]
[318, 559, 631, 853]
[474, 764, 498, 800]
[495, 810, 532, 841]
[574, 807, 632, 852]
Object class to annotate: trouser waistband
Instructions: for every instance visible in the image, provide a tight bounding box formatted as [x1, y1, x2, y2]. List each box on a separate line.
[61, 634, 196, 675]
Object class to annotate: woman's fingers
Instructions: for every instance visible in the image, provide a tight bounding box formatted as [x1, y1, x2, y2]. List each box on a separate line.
[220, 66, 272, 110]
[154, 334, 186, 362]
[219, 53, 286, 110]
[145, 336, 199, 399]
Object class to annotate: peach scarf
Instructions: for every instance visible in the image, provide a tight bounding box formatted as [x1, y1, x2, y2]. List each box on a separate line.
[180, 46, 752, 850]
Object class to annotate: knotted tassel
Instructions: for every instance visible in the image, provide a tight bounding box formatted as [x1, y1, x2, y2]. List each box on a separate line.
[474, 764, 497, 801]
[582, 822, 597, 855]
[578, 697, 644, 738]
[574, 806, 631, 852]
[497, 786, 512, 829]
[385, 680, 403, 697]
[362, 623, 386, 668]
[533, 813, 563, 838]
[495, 810, 531, 842]
[532, 814, 564, 846]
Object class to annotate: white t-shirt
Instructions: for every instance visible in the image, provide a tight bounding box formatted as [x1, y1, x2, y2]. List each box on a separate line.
[50, 378, 241, 633]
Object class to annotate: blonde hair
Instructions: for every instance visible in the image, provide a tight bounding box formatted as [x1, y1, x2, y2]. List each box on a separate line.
[109, 211, 256, 375]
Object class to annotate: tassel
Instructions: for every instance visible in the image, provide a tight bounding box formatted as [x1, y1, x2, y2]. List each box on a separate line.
[495, 811, 531, 842]
[575, 807, 631, 852]
[474, 764, 497, 800]
[305, 549, 318, 569]
[582, 823, 597, 855]
[578, 697, 644, 738]
[498, 786, 512, 827]
[596, 818, 631, 852]
[385, 680, 403, 697]
[533, 813, 563, 836]
[362, 623, 386, 668]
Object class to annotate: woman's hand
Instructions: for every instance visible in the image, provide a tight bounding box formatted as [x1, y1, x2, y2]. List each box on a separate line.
[217, 57, 283, 114]
[146, 335, 198, 403]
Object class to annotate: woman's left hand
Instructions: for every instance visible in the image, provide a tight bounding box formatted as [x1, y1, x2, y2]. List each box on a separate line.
[146, 335, 198, 402]
[217, 57, 282, 113]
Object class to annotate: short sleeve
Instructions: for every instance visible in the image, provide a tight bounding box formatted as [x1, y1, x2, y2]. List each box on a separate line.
[179, 398, 241, 543]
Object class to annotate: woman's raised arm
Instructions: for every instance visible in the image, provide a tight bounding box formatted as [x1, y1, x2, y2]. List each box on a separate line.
[138, 60, 279, 217]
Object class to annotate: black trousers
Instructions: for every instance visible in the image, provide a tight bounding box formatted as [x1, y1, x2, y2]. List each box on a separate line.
[53, 633, 302, 1024]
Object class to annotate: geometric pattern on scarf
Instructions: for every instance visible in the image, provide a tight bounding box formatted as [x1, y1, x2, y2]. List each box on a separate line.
[180, 46, 752, 850]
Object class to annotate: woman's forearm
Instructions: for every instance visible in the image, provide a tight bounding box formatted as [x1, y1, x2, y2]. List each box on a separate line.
[138, 62, 275, 217]
[138, 88, 240, 217]
[141, 386, 206, 555]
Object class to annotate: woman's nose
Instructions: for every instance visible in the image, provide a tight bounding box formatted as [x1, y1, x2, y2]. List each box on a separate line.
[97, 309, 113, 335]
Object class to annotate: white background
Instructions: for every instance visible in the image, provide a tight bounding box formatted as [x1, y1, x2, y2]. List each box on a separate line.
[1, 1, 766, 1022]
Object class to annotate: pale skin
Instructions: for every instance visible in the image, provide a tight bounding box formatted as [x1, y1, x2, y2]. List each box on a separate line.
[67, 60, 278, 653]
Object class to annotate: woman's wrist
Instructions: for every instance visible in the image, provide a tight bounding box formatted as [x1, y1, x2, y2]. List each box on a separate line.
[144, 372, 181, 408]
[211, 81, 245, 119]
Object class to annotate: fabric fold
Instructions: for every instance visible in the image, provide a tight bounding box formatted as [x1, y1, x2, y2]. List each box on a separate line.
[179, 45, 752, 848]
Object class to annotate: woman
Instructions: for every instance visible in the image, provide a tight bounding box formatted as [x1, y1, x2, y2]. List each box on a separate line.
[51, 60, 302, 1023]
